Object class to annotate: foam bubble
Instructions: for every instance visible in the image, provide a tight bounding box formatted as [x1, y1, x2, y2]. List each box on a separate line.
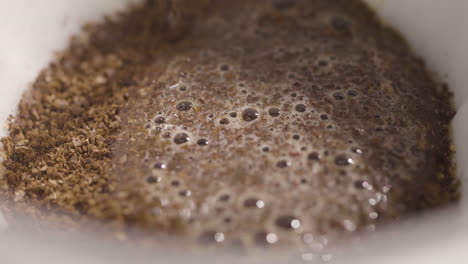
[254, 232, 279, 246]
[335, 154, 354, 166]
[197, 138, 209, 146]
[275, 215, 301, 230]
[295, 104, 307, 112]
[176, 101, 193, 111]
[242, 108, 259, 122]
[174, 133, 190, 144]
[243, 198, 265, 209]
[154, 162, 167, 169]
[277, 160, 291, 168]
[146, 176, 161, 184]
[154, 116, 166, 124]
[220, 118, 230, 125]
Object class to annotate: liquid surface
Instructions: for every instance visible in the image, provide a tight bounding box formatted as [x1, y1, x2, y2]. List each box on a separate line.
[0, 0, 459, 258]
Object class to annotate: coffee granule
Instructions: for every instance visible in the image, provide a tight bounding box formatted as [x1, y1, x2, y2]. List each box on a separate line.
[0, 0, 460, 253]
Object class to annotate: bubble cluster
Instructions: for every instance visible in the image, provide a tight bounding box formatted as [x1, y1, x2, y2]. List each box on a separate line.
[109, 0, 457, 257]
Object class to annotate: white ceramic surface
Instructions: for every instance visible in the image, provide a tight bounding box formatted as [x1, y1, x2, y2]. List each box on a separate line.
[0, 1, 467, 263]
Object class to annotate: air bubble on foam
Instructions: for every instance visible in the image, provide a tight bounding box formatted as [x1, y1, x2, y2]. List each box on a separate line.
[154, 116, 166, 124]
[354, 180, 373, 191]
[243, 198, 265, 209]
[335, 154, 355, 166]
[176, 101, 193, 111]
[173, 132, 191, 145]
[199, 231, 225, 244]
[171, 180, 181, 187]
[277, 160, 291, 168]
[197, 138, 209, 146]
[254, 232, 279, 246]
[342, 219, 356, 232]
[153, 162, 167, 170]
[351, 147, 363, 154]
[265, 108, 281, 121]
[369, 212, 379, 220]
[275, 215, 301, 230]
[146, 175, 161, 184]
[219, 194, 231, 202]
[295, 104, 307, 112]
[242, 107, 260, 122]
[179, 190, 192, 197]
[308, 152, 320, 161]
[219, 64, 231, 72]
[162, 132, 172, 139]
[219, 118, 230, 125]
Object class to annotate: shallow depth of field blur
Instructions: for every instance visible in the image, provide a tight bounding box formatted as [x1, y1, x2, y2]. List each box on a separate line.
[0, 0, 467, 263]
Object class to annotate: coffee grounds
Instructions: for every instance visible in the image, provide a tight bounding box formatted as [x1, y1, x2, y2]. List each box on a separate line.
[0, 0, 460, 254]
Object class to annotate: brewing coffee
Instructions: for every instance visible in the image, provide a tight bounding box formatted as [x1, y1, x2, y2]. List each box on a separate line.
[0, 0, 459, 254]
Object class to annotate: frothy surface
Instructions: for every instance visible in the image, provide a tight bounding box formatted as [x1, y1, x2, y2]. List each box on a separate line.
[0, 0, 458, 257]
[111, 0, 457, 249]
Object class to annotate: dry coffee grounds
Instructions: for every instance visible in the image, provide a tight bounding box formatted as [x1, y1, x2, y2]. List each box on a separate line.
[0, 0, 460, 253]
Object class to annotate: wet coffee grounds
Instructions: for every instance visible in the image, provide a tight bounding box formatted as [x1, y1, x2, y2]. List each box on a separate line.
[0, 0, 460, 256]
